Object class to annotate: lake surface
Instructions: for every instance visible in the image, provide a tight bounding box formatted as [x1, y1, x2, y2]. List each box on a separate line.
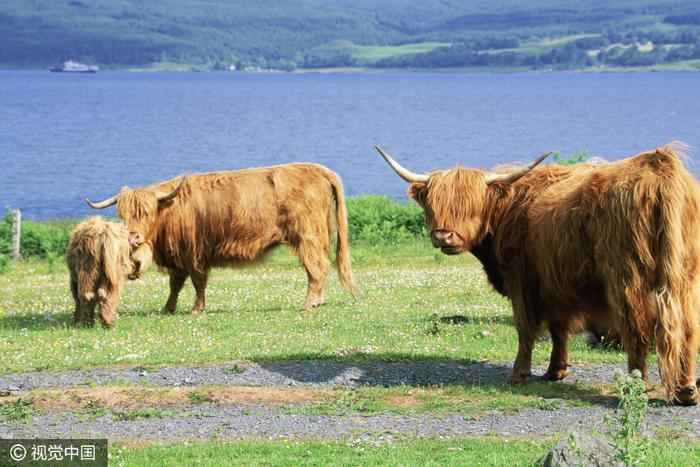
[1, 70, 699, 219]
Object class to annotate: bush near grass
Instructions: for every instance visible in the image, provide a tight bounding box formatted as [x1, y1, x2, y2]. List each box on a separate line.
[0, 197, 428, 268]
[346, 195, 427, 244]
[0, 210, 75, 262]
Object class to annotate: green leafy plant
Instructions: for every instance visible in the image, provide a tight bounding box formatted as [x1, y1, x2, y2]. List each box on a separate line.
[553, 150, 589, 166]
[186, 391, 215, 403]
[605, 370, 650, 466]
[0, 399, 37, 421]
[85, 400, 109, 419]
[113, 407, 164, 421]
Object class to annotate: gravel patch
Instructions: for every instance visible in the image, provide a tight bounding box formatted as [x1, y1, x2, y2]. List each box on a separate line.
[0, 361, 664, 393]
[1, 405, 697, 443]
[2, 360, 697, 444]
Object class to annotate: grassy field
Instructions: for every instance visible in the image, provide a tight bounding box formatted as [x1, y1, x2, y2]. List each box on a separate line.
[112, 438, 700, 466]
[306, 41, 450, 67]
[0, 241, 630, 374]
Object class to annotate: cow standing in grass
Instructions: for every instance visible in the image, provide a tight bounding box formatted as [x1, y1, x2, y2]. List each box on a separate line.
[67, 217, 152, 328]
[86, 163, 360, 313]
[376, 143, 700, 405]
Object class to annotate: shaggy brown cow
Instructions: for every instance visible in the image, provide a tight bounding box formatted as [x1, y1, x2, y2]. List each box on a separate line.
[376, 143, 700, 405]
[86, 163, 360, 313]
[66, 217, 152, 328]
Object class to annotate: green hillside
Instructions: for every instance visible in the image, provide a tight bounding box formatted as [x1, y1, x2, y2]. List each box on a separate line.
[1, 0, 699, 71]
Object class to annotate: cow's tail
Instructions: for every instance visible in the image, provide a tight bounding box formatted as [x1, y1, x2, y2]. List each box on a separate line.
[653, 142, 695, 401]
[327, 170, 361, 298]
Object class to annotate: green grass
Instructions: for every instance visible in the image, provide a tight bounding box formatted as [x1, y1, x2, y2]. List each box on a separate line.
[308, 41, 450, 67]
[0, 241, 633, 374]
[287, 381, 601, 418]
[0, 398, 37, 421]
[482, 33, 602, 55]
[113, 407, 168, 421]
[112, 438, 700, 466]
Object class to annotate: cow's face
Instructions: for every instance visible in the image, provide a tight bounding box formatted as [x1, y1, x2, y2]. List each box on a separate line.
[375, 145, 550, 256]
[115, 188, 160, 247]
[85, 176, 187, 247]
[408, 169, 487, 255]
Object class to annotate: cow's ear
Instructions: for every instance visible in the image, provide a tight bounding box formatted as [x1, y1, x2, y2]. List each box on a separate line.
[408, 182, 427, 205]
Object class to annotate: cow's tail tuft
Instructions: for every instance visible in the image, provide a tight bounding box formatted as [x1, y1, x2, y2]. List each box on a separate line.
[327, 170, 361, 298]
[653, 142, 692, 401]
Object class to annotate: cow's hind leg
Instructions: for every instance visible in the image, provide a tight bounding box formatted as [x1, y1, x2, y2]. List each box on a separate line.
[543, 319, 571, 381]
[189, 269, 209, 314]
[670, 299, 699, 406]
[294, 239, 331, 311]
[70, 277, 82, 324]
[97, 286, 119, 329]
[78, 297, 97, 327]
[163, 269, 188, 314]
[608, 288, 652, 383]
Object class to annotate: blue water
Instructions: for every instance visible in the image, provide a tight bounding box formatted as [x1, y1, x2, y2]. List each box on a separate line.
[1, 70, 699, 219]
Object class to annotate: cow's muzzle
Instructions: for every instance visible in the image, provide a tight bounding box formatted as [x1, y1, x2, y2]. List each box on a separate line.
[431, 230, 466, 255]
[129, 233, 143, 247]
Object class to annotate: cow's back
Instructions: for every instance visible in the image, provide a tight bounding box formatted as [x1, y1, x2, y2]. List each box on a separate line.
[150, 163, 337, 269]
[527, 146, 700, 306]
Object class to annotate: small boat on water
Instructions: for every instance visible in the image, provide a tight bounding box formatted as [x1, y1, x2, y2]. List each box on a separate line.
[49, 60, 99, 73]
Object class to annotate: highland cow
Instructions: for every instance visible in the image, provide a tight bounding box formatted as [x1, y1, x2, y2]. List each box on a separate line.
[66, 217, 151, 328]
[376, 142, 700, 405]
[86, 163, 361, 313]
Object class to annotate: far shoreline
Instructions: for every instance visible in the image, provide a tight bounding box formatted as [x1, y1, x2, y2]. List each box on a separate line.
[1, 64, 699, 74]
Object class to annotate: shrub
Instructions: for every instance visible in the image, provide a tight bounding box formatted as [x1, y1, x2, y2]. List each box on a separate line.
[346, 196, 427, 244]
[0, 210, 76, 263]
[553, 150, 588, 165]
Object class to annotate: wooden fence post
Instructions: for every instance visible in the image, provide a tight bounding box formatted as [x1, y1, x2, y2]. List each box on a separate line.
[11, 209, 21, 261]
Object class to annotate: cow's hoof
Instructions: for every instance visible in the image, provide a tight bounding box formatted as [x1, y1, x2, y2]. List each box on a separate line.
[190, 308, 203, 315]
[674, 386, 699, 406]
[161, 306, 175, 315]
[508, 371, 531, 385]
[302, 299, 324, 311]
[542, 367, 570, 381]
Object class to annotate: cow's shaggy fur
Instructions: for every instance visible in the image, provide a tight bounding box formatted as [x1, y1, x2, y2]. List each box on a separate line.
[398, 143, 699, 405]
[66, 217, 150, 328]
[89, 163, 360, 313]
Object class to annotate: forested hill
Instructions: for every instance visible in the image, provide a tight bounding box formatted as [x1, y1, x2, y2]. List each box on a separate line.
[2, 0, 700, 71]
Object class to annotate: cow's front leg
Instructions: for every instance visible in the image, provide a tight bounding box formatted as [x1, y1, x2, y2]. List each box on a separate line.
[509, 328, 536, 385]
[508, 293, 541, 385]
[543, 321, 570, 381]
[163, 269, 188, 314]
[189, 269, 209, 314]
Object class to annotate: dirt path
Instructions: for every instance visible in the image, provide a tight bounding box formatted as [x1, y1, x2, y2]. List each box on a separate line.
[2, 361, 699, 443]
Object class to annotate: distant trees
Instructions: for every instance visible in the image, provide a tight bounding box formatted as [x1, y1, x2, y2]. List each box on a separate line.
[0, 0, 699, 71]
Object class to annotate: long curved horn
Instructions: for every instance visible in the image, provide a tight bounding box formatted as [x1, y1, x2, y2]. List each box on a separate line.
[374, 145, 429, 183]
[85, 192, 120, 209]
[484, 151, 552, 185]
[156, 175, 187, 202]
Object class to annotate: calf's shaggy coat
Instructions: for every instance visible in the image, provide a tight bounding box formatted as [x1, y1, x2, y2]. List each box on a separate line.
[378, 143, 700, 405]
[66, 217, 150, 328]
[86, 163, 360, 313]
